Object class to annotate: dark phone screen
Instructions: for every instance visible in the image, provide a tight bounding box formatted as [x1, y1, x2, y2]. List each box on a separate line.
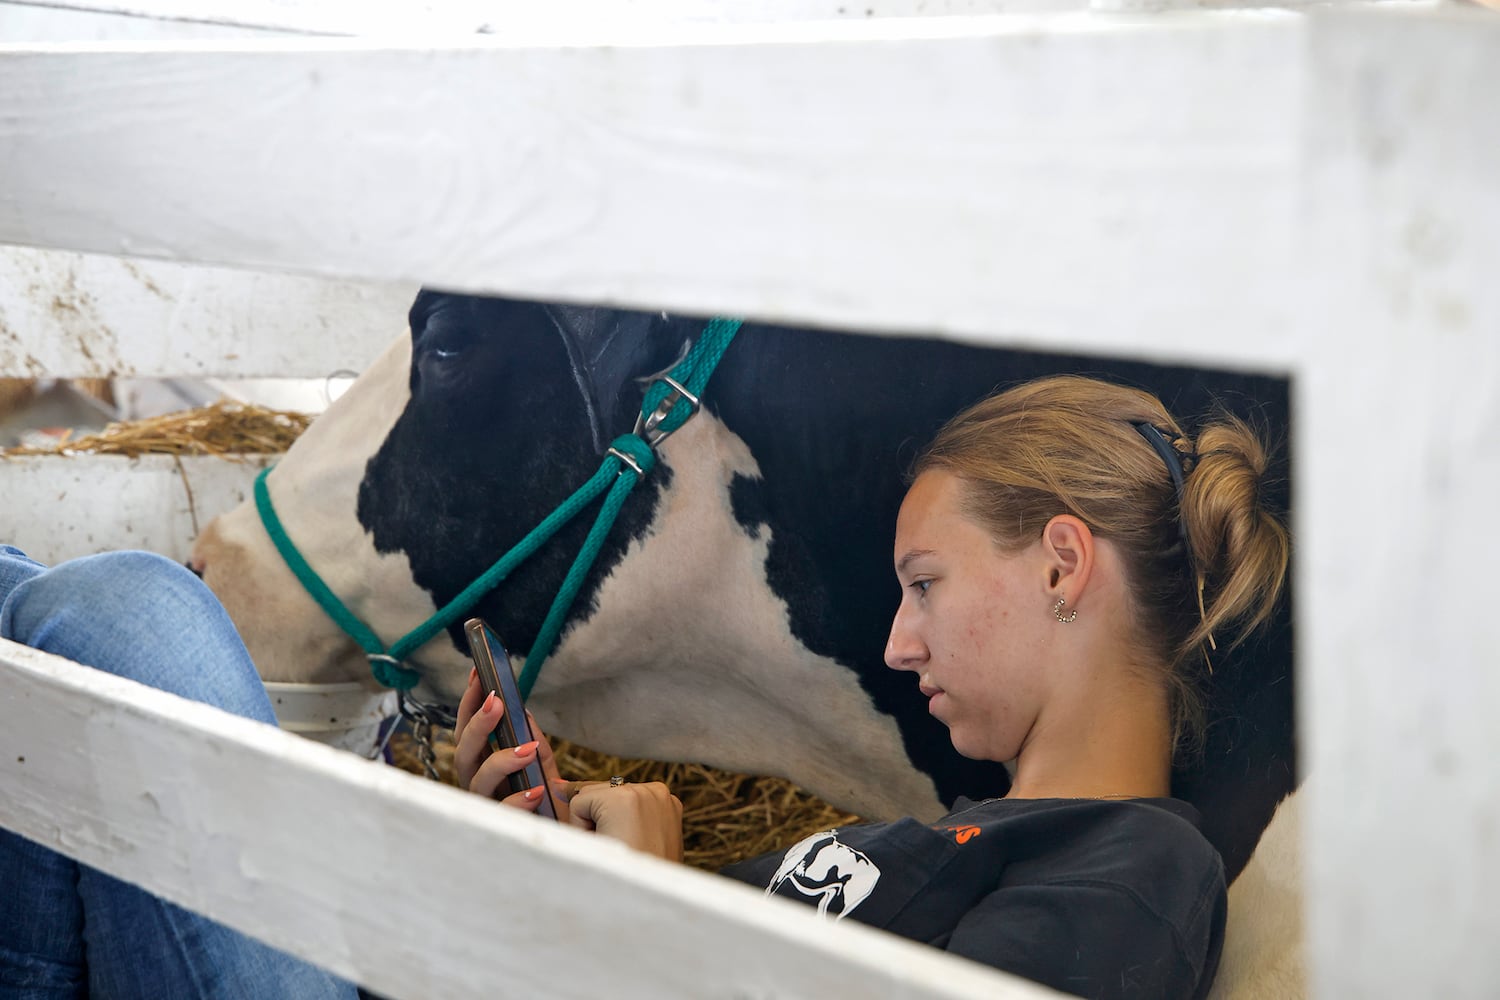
[464, 617, 559, 820]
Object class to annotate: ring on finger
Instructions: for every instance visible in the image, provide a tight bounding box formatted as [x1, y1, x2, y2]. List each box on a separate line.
[609, 775, 626, 787]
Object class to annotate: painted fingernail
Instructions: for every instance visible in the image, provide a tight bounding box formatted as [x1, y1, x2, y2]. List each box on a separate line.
[513, 741, 539, 757]
[524, 787, 543, 801]
[468, 666, 478, 686]
[481, 691, 496, 714]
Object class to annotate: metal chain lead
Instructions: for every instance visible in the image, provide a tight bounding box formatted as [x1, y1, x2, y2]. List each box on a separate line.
[413, 714, 439, 782]
[398, 690, 458, 784]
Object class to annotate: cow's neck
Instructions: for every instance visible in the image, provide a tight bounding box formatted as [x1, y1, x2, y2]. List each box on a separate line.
[524, 413, 946, 822]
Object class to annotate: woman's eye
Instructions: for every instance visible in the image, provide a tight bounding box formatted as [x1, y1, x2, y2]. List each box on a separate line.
[910, 579, 932, 596]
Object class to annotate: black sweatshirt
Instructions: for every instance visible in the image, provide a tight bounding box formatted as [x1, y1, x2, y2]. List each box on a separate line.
[720, 796, 1225, 999]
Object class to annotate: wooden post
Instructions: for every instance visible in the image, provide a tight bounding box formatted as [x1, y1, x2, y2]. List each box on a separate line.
[1299, 9, 1500, 997]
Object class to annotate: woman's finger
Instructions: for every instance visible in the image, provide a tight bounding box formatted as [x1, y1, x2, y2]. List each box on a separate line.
[559, 780, 611, 830]
[566, 782, 684, 860]
[495, 783, 549, 814]
[560, 779, 607, 802]
[452, 667, 483, 743]
[454, 686, 506, 791]
[515, 711, 572, 824]
[526, 713, 566, 785]
[467, 739, 541, 800]
[549, 777, 582, 824]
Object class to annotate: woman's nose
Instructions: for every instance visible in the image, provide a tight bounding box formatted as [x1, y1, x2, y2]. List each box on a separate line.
[884, 610, 926, 671]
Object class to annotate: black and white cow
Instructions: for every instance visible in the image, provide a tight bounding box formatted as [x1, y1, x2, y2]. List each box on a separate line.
[191, 290, 1295, 883]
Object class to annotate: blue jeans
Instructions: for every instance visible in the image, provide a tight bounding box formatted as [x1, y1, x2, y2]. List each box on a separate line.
[0, 545, 358, 999]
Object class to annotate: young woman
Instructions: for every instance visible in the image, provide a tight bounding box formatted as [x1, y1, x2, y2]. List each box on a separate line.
[455, 375, 1289, 999]
[0, 374, 1287, 999]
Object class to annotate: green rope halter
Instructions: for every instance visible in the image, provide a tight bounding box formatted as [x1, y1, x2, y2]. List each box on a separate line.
[254, 316, 741, 699]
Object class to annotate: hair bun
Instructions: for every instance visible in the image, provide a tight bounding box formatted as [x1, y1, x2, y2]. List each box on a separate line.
[1181, 415, 1289, 657]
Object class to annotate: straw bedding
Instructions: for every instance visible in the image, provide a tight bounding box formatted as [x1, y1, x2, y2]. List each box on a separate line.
[1, 399, 313, 458]
[8, 400, 863, 872]
[388, 728, 860, 872]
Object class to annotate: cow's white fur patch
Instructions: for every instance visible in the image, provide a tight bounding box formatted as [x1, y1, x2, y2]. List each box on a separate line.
[1209, 784, 1307, 998]
[531, 412, 944, 822]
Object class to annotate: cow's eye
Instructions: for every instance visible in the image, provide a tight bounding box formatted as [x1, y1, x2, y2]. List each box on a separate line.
[416, 318, 477, 370]
[413, 322, 479, 397]
[422, 329, 471, 362]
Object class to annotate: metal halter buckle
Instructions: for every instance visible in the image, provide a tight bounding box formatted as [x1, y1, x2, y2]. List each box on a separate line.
[632, 374, 700, 448]
[607, 445, 646, 476]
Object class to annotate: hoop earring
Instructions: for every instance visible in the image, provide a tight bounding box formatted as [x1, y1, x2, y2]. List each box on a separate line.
[1053, 597, 1077, 624]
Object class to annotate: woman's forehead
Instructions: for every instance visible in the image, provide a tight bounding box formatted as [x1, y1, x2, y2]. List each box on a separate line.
[899, 470, 965, 519]
[895, 472, 986, 555]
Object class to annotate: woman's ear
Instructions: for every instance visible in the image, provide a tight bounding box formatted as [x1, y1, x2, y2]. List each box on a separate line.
[1041, 515, 1096, 600]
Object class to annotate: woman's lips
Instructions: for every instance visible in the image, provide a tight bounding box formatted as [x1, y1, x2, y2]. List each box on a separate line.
[918, 677, 942, 716]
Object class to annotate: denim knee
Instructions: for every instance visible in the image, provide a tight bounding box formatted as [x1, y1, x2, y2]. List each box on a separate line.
[0, 550, 277, 724]
[0, 544, 46, 603]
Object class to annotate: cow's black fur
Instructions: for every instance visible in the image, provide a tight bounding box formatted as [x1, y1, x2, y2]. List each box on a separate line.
[358, 290, 1294, 881]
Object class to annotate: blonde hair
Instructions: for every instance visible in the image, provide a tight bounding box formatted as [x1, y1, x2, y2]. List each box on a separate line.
[912, 375, 1290, 753]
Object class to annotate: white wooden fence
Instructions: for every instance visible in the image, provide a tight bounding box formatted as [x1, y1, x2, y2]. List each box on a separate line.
[0, 247, 412, 562]
[2, 1, 1498, 997]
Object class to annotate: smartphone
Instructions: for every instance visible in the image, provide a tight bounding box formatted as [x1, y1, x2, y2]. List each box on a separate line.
[464, 617, 559, 820]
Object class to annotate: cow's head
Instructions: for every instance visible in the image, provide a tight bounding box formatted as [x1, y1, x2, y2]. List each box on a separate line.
[193, 291, 687, 704]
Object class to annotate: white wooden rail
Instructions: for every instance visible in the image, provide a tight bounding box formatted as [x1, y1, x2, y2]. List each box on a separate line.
[1, 0, 1084, 40]
[0, 249, 412, 378]
[0, 639, 1052, 998]
[1, 5, 1498, 999]
[0, 454, 267, 563]
[1, 15, 1311, 370]
[0, 246, 412, 564]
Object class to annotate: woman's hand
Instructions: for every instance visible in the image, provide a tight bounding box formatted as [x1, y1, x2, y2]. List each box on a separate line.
[565, 779, 684, 862]
[453, 668, 684, 861]
[453, 668, 570, 823]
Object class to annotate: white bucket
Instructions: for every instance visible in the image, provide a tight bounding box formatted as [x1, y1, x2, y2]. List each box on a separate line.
[263, 680, 399, 758]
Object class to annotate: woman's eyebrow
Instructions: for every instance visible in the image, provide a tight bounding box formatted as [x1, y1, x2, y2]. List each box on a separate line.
[896, 549, 936, 574]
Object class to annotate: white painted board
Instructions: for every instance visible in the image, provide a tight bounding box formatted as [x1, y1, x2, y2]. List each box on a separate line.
[0, 2, 280, 40]
[0, 248, 414, 378]
[0, 453, 267, 563]
[0, 0, 1086, 41]
[1296, 8, 1500, 999]
[0, 640, 1057, 999]
[0, 1, 1075, 368]
[0, 14, 1313, 371]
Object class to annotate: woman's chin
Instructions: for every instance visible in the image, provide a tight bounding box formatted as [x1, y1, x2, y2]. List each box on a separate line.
[946, 726, 1015, 765]
[944, 727, 985, 762]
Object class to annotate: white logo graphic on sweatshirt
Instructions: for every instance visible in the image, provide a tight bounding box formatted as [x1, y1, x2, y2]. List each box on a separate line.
[766, 830, 881, 919]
